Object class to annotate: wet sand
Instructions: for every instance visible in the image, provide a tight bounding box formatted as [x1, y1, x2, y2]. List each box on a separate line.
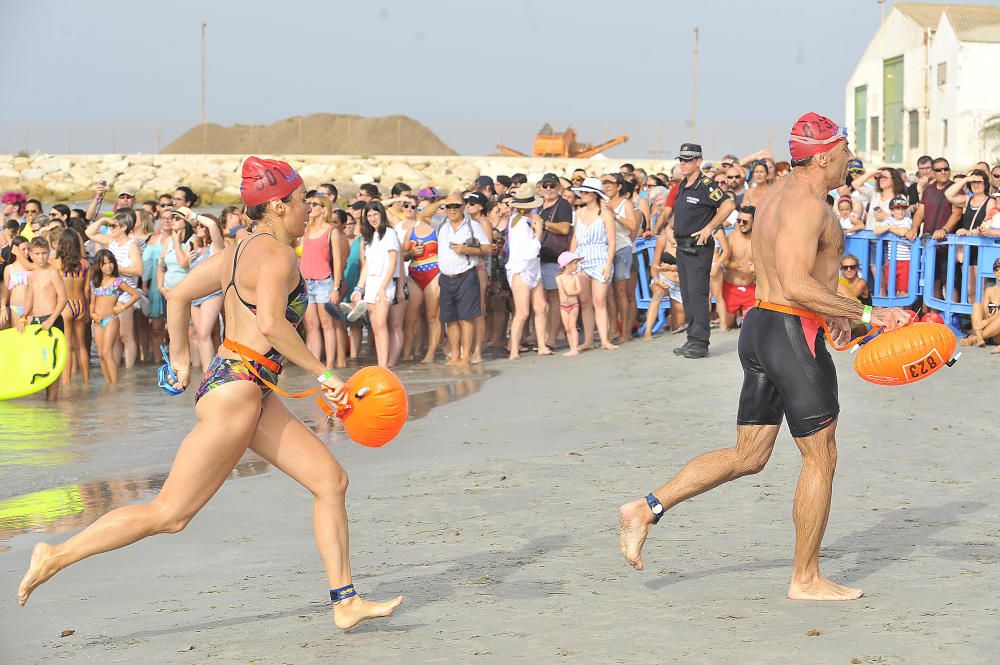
[2, 331, 998, 664]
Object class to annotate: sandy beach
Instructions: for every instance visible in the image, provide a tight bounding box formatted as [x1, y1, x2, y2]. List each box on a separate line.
[2, 331, 998, 664]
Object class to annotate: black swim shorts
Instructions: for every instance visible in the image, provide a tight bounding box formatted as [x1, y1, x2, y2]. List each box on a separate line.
[31, 314, 64, 335]
[736, 306, 839, 438]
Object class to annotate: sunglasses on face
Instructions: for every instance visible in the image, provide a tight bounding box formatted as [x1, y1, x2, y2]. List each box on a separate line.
[600, 180, 617, 186]
[678, 157, 696, 163]
[841, 264, 858, 270]
[933, 167, 950, 173]
[992, 171, 1000, 178]
[402, 203, 415, 209]
[444, 203, 463, 210]
[737, 219, 752, 225]
[572, 177, 584, 183]
[727, 175, 741, 180]
[118, 194, 133, 199]
[107, 222, 121, 229]
[540, 183, 557, 190]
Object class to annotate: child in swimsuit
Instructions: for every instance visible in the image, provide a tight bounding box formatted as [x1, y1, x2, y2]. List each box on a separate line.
[55, 228, 91, 384]
[1, 236, 32, 327]
[644, 239, 684, 339]
[555, 251, 582, 357]
[90, 249, 141, 384]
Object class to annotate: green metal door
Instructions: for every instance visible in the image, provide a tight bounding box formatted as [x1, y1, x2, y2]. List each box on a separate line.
[854, 86, 867, 152]
[883, 56, 904, 163]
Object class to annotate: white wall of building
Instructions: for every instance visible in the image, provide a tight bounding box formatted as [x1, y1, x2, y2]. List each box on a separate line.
[845, 9, 928, 167]
[846, 8, 1000, 169]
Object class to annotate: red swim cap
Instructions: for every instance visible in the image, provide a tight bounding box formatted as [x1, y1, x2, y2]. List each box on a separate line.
[240, 156, 304, 206]
[788, 113, 847, 161]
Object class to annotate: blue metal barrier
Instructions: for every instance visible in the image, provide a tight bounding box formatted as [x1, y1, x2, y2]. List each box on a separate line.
[842, 230, 921, 307]
[633, 236, 670, 334]
[634, 229, 998, 338]
[921, 236, 1000, 333]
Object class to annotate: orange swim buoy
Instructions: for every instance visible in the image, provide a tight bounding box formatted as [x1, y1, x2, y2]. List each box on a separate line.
[854, 322, 958, 386]
[337, 367, 408, 447]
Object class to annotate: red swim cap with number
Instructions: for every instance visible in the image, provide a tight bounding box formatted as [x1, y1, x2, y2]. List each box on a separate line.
[788, 113, 847, 161]
[240, 156, 304, 206]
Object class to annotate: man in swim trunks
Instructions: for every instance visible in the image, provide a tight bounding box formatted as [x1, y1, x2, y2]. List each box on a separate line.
[721, 205, 756, 329]
[618, 113, 912, 601]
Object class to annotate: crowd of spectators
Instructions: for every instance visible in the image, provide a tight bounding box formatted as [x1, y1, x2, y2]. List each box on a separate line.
[2, 147, 998, 400]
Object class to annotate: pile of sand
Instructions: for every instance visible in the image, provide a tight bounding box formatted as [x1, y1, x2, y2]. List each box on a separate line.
[162, 113, 456, 156]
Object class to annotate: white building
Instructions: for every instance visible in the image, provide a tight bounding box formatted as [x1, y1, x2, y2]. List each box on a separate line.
[845, 2, 1000, 169]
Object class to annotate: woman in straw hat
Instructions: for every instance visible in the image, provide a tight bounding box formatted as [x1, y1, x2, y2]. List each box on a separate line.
[569, 177, 618, 350]
[505, 186, 552, 358]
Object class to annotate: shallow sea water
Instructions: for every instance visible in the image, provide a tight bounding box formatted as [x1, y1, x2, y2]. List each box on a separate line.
[0, 357, 497, 549]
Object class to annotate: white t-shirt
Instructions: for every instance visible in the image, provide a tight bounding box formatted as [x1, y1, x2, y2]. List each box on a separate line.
[857, 187, 897, 229]
[363, 227, 400, 303]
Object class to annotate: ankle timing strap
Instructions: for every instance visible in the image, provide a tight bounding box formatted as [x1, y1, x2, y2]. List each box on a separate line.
[330, 584, 357, 604]
[645, 493, 664, 525]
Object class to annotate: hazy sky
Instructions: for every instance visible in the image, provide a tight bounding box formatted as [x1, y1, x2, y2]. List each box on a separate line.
[1, 0, 993, 158]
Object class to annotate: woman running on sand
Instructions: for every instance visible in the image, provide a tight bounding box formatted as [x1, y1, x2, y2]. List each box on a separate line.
[18, 157, 403, 631]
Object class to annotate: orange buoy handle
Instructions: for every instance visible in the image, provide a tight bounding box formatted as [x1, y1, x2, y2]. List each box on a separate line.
[222, 338, 337, 417]
[752, 300, 878, 352]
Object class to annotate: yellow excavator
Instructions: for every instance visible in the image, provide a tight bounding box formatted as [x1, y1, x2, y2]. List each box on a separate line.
[497, 124, 628, 159]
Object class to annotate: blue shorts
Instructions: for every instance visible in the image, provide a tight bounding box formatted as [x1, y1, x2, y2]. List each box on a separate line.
[541, 261, 559, 290]
[305, 277, 334, 305]
[612, 246, 633, 282]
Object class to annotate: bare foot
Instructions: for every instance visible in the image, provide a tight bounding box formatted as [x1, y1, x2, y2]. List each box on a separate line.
[18, 543, 60, 606]
[508, 353, 520, 360]
[601, 343, 619, 351]
[420, 355, 435, 364]
[787, 576, 863, 601]
[618, 500, 653, 571]
[991, 346, 1000, 354]
[445, 358, 462, 366]
[563, 349, 579, 357]
[537, 347, 553, 356]
[333, 594, 404, 631]
[470, 353, 483, 365]
[641, 335, 652, 342]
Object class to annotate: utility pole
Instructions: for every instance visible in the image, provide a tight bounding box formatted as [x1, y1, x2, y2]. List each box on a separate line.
[691, 27, 699, 142]
[201, 22, 207, 153]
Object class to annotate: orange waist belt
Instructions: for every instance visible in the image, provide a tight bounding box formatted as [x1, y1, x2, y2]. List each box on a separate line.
[752, 300, 874, 352]
[222, 338, 336, 417]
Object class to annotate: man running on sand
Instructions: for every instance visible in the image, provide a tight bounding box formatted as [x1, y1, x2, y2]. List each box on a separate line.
[618, 113, 912, 601]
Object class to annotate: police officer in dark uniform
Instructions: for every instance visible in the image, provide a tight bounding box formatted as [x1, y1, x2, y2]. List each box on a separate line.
[670, 143, 736, 358]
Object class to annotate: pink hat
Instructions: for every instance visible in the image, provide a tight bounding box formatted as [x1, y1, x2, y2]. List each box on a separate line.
[557, 251, 582, 268]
